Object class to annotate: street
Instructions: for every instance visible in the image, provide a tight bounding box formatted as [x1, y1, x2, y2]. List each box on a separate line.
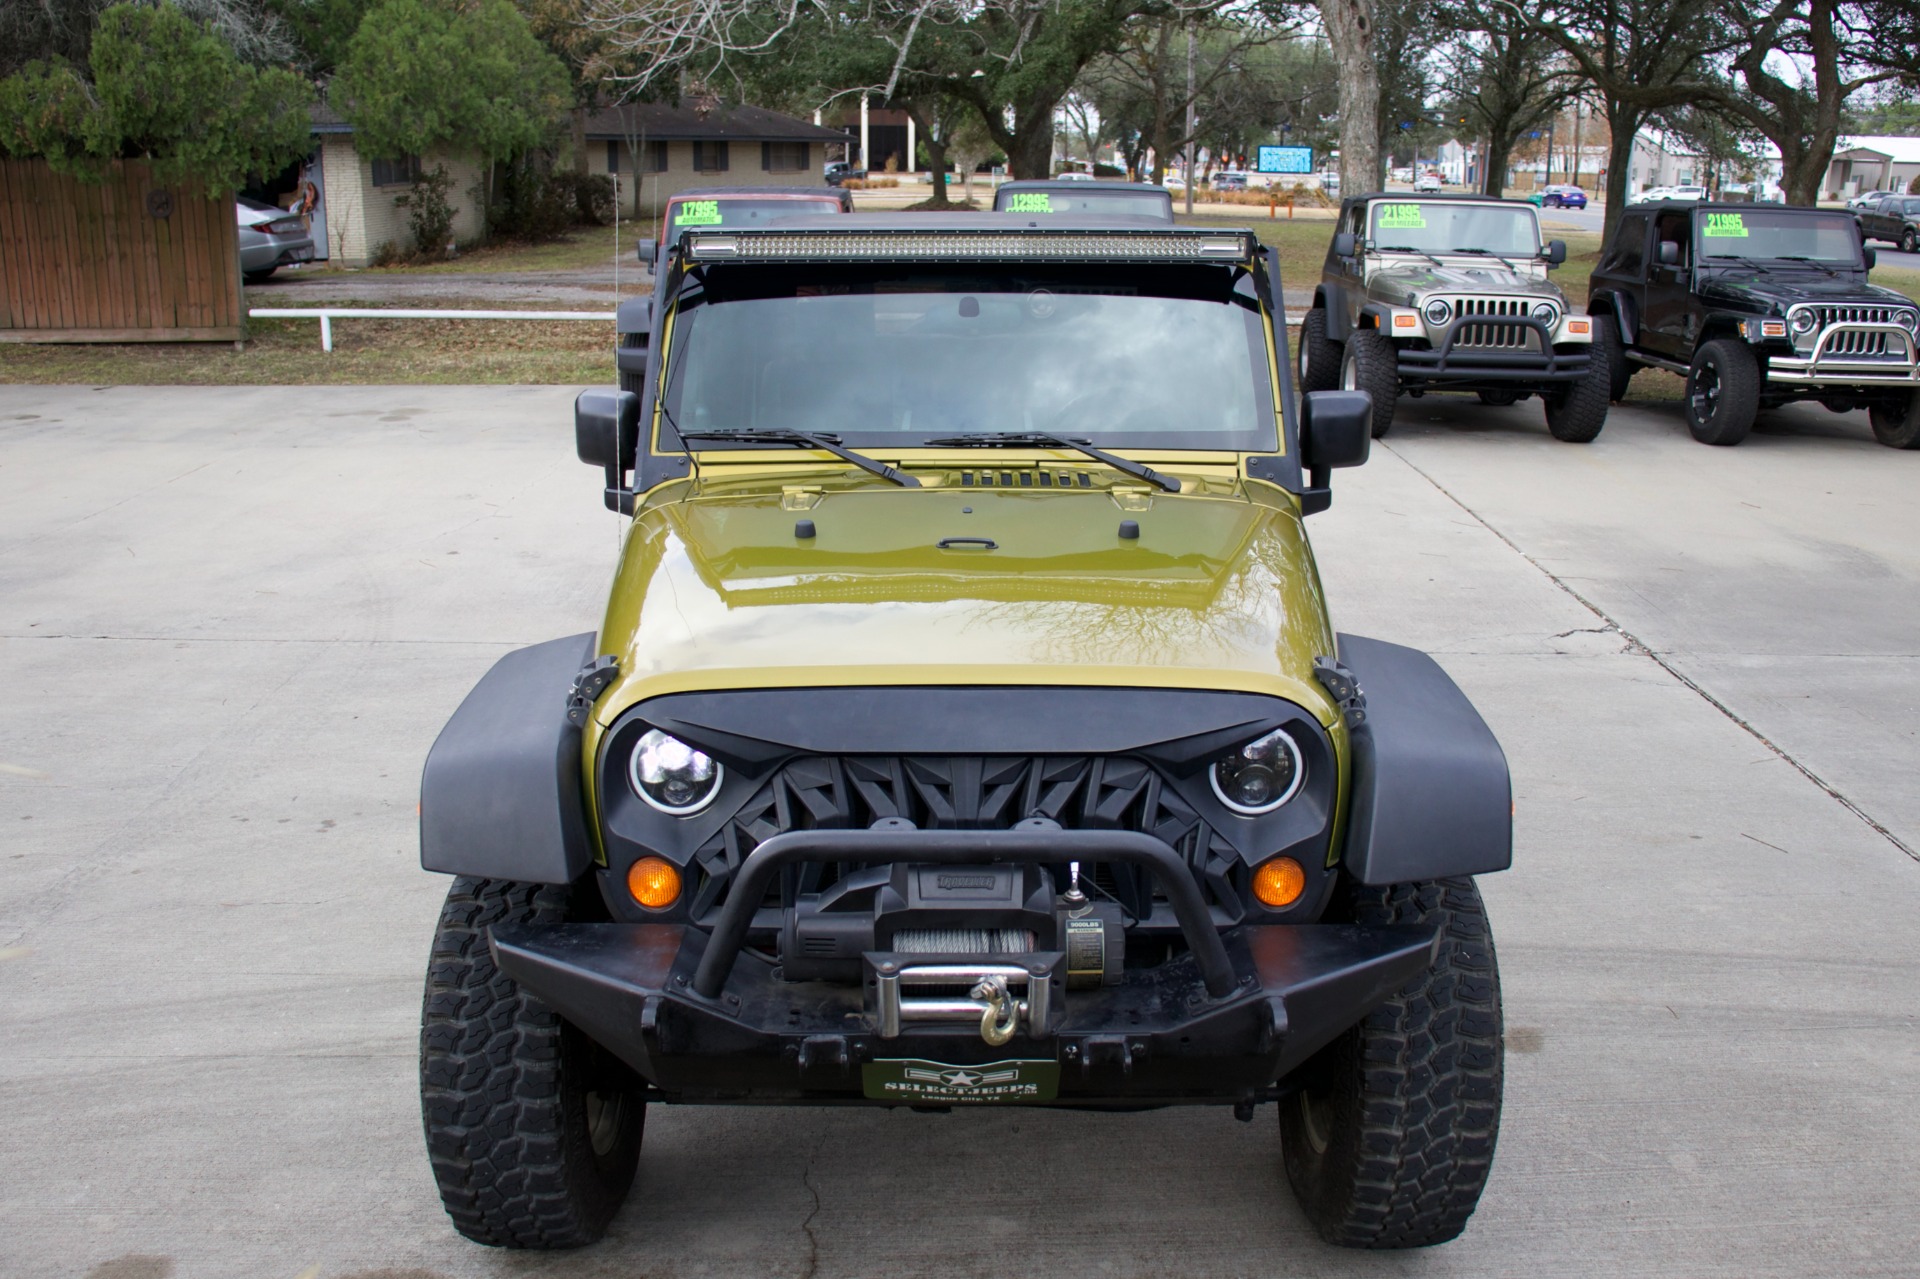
[3, 384, 1917, 1279]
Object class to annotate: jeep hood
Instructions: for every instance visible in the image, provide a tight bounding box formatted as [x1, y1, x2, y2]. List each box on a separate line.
[592, 478, 1337, 721]
[1697, 270, 1909, 313]
[1368, 259, 1559, 304]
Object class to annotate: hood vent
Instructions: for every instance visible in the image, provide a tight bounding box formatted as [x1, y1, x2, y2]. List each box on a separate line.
[959, 470, 1096, 489]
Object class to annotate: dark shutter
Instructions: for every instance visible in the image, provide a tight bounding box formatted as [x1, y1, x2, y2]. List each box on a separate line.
[606, 141, 619, 174]
[762, 141, 772, 173]
[716, 141, 729, 172]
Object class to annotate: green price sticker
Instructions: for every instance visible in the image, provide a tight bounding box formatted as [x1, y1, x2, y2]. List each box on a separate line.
[674, 199, 723, 227]
[1703, 212, 1748, 238]
[1007, 192, 1054, 214]
[1376, 203, 1427, 229]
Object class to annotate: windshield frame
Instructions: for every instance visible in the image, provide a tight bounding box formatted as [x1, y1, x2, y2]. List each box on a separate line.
[649, 260, 1282, 458]
[1365, 199, 1543, 257]
[1692, 208, 1867, 269]
[656, 195, 847, 244]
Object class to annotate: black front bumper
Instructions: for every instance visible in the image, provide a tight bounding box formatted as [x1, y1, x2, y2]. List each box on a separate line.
[1397, 315, 1591, 387]
[491, 919, 1437, 1107]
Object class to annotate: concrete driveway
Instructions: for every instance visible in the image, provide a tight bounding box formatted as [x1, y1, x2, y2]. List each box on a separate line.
[2, 385, 1916, 1279]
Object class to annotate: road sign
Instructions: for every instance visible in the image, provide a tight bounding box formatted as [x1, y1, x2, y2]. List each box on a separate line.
[1257, 145, 1313, 175]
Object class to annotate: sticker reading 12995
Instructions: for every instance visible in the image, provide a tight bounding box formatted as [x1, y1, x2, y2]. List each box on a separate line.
[862, 1057, 1060, 1103]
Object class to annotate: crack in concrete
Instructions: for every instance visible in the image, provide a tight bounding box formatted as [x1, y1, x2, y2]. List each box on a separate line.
[1386, 443, 1920, 864]
[797, 1124, 827, 1279]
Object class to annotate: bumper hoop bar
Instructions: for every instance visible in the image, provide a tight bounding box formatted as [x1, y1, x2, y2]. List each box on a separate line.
[691, 821, 1238, 1000]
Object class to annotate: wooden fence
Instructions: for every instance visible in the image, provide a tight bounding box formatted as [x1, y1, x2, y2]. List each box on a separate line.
[0, 158, 242, 343]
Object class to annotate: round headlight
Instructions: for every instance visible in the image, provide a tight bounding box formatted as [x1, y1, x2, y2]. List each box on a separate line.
[1532, 302, 1558, 325]
[1790, 307, 1818, 334]
[1897, 309, 1919, 334]
[1423, 298, 1451, 325]
[1209, 728, 1304, 816]
[629, 729, 723, 815]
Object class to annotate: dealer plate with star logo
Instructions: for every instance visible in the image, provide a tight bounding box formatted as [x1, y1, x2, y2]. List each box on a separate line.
[861, 1057, 1060, 1103]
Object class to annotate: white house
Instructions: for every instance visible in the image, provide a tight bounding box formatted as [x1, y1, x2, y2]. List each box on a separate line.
[1823, 136, 1920, 199]
[306, 105, 488, 266]
[584, 104, 854, 216]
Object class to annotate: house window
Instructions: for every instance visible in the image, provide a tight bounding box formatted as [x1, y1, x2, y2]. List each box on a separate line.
[763, 141, 808, 173]
[607, 141, 669, 174]
[371, 154, 422, 187]
[693, 141, 729, 173]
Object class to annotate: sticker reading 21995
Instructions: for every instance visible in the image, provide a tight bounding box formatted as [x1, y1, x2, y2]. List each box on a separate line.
[862, 1058, 1060, 1103]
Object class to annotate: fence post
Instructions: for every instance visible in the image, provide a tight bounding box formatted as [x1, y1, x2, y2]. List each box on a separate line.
[320, 314, 332, 352]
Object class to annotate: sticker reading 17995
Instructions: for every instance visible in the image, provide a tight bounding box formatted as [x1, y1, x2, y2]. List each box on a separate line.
[862, 1057, 1060, 1103]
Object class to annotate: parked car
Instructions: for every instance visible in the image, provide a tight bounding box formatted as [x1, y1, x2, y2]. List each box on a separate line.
[1669, 185, 1709, 201]
[1414, 172, 1444, 193]
[1051, 170, 1097, 182]
[1298, 193, 1609, 442]
[1211, 171, 1249, 190]
[420, 213, 1513, 1254]
[1857, 193, 1920, 253]
[1533, 184, 1588, 209]
[1847, 189, 1897, 212]
[1587, 201, 1920, 447]
[995, 179, 1173, 222]
[823, 161, 867, 186]
[235, 197, 314, 283]
[1632, 186, 1674, 204]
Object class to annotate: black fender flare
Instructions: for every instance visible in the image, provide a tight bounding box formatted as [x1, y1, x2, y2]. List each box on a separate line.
[1355, 301, 1395, 334]
[1336, 633, 1512, 884]
[1319, 285, 1353, 340]
[420, 633, 599, 884]
[615, 297, 652, 376]
[1590, 288, 1637, 345]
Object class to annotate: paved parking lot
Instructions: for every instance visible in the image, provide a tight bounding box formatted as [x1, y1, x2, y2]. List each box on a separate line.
[3, 384, 1917, 1279]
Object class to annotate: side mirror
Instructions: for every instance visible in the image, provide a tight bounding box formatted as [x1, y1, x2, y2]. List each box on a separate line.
[575, 388, 639, 470]
[1332, 230, 1357, 258]
[1543, 239, 1567, 266]
[1300, 390, 1372, 470]
[1863, 246, 1877, 270]
[1658, 240, 1680, 266]
[636, 239, 658, 267]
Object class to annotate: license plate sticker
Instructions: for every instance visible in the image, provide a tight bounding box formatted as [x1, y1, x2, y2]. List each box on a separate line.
[862, 1057, 1059, 1103]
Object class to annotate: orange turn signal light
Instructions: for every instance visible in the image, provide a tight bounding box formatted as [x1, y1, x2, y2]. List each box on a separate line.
[1393, 313, 1419, 329]
[1252, 857, 1305, 908]
[627, 856, 682, 909]
[1566, 319, 1591, 335]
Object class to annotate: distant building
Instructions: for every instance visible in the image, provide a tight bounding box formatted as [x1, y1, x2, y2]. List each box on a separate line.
[1823, 137, 1920, 199]
[586, 104, 853, 216]
[307, 104, 488, 266]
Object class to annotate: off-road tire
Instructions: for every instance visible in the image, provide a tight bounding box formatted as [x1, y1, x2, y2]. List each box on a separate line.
[1868, 391, 1920, 449]
[421, 876, 645, 1249]
[1341, 328, 1400, 439]
[1600, 313, 1634, 402]
[1298, 307, 1342, 393]
[1685, 338, 1760, 446]
[1280, 877, 1503, 1249]
[1542, 338, 1611, 443]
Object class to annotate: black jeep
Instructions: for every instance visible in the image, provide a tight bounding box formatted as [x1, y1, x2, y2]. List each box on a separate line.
[1588, 201, 1920, 447]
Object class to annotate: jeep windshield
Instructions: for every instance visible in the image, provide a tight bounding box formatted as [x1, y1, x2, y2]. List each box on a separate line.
[1368, 201, 1538, 256]
[659, 263, 1276, 451]
[1696, 210, 1864, 267]
[661, 197, 842, 241]
[996, 189, 1174, 220]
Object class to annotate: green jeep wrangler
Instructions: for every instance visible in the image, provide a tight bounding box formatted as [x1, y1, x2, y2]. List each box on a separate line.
[417, 216, 1512, 1252]
[1299, 193, 1612, 442]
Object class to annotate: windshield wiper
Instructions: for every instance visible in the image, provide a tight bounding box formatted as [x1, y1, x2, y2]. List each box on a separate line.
[919, 431, 1180, 493]
[1777, 255, 1839, 277]
[1705, 253, 1771, 273]
[673, 428, 921, 487]
[1450, 246, 1523, 271]
[1376, 245, 1450, 270]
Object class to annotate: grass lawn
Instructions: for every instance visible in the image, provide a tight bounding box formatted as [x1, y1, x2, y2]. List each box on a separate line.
[0, 302, 614, 386]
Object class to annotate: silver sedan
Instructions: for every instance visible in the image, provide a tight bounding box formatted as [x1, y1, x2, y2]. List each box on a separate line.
[237, 197, 315, 283]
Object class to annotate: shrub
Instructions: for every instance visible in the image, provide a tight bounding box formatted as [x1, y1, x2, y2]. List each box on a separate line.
[841, 177, 898, 190]
[395, 164, 457, 258]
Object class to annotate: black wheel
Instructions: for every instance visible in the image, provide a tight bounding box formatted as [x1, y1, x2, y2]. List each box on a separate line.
[421, 877, 645, 1249]
[1297, 307, 1341, 393]
[1684, 338, 1760, 446]
[1476, 389, 1518, 407]
[1869, 391, 1920, 448]
[1599, 313, 1634, 402]
[1280, 878, 1503, 1249]
[243, 268, 276, 284]
[1341, 328, 1400, 439]
[1902, 228, 1917, 254]
[1542, 336, 1611, 443]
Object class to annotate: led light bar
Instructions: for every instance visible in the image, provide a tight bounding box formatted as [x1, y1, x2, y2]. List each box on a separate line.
[683, 229, 1256, 263]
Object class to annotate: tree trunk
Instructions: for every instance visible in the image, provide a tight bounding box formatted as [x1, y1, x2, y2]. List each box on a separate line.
[1006, 110, 1057, 180]
[905, 102, 952, 208]
[1318, 0, 1379, 196]
[1601, 103, 1641, 243]
[1483, 126, 1521, 197]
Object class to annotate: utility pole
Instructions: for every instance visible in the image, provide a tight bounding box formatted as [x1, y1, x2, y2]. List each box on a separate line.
[1544, 116, 1555, 189]
[1183, 23, 1196, 217]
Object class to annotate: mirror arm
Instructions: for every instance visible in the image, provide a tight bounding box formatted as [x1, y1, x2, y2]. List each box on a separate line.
[1301, 465, 1332, 516]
